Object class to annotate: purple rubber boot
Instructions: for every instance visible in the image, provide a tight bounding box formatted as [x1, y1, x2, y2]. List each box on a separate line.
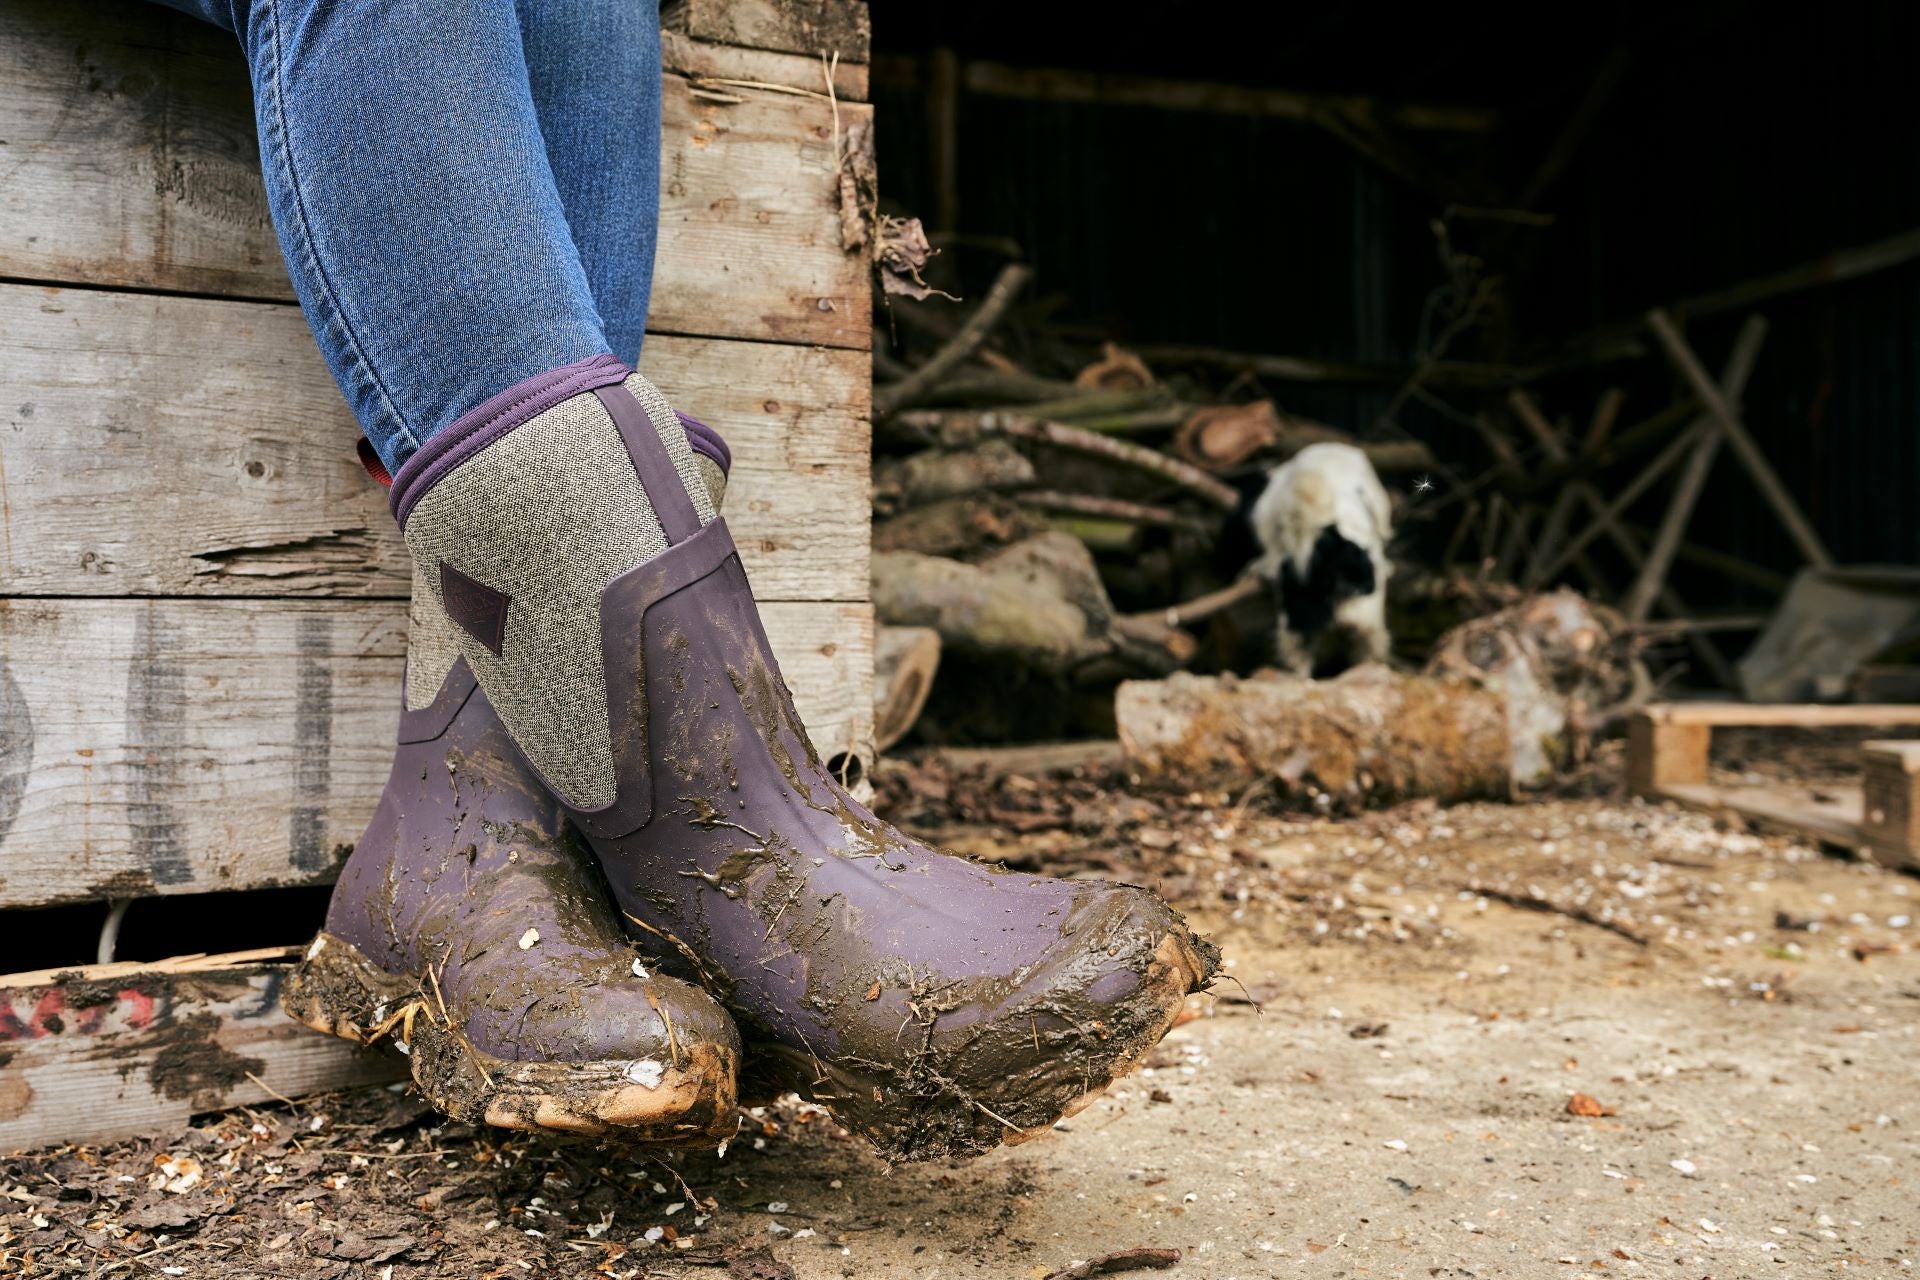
[282, 428, 741, 1140]
[394, 376, 1219, 1162]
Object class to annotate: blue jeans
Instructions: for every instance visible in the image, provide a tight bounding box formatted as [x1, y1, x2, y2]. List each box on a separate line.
[153, 0, 661, 473]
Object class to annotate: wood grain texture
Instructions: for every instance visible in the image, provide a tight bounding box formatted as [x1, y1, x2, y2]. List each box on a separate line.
[1658, 782, 1868, 853]
[665, 0, 870, 62]
[0, 948, 406, 1152]
[662, 30, 867, 100]
[0, 0, 871, 349]
[0, 597, 874, 908]
[0, 285, 869, 602]
[647, 73, 870, 348]
[1643, 702, 1920, 728]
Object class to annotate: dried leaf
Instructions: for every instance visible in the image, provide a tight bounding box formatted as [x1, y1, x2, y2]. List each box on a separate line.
[876, 216, 954, 301]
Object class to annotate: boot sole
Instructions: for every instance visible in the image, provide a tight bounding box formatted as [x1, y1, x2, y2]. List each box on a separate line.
[281, 932, 736, 1141]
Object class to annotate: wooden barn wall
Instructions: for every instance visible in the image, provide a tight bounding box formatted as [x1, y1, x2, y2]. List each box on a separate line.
[0, 0, 875, 920]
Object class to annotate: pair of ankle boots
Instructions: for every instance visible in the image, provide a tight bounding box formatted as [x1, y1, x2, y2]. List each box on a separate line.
[282, 360, 1217, 1162]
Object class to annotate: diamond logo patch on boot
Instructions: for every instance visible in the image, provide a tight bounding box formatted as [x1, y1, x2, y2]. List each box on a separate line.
[440, 561, 511, 656]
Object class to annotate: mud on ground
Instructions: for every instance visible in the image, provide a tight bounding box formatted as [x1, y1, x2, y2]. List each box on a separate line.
[3, 762, 1917, 1279]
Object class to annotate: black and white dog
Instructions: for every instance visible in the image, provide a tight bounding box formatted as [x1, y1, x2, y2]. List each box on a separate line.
[1248, 443, 1392, 676]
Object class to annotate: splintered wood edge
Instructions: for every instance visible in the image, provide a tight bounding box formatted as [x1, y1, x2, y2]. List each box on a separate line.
[0, 946, 305, 990]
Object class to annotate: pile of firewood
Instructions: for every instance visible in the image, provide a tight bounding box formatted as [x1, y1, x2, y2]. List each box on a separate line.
[869, 262, 1445, 746]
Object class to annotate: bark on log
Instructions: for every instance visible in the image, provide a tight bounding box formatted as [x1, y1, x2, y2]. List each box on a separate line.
[872, 438, 1035, 513]
[873, 625, 942, 752]
[1117, 666, 1513, 803]
[871, 495, 1051, 558]
[873, 532, 1187, 674]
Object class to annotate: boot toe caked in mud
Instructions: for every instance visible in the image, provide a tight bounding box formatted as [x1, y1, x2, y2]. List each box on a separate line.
[588, 528, 1218, 1159]
[283, 405, 741, 1141]
[280, 661, 741, 1139]
[385, 365, 1218, 1161]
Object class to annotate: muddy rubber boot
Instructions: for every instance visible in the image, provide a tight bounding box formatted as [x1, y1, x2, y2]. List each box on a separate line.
[282, 390, 740, 1140]
[388, 359, 1219, 1162]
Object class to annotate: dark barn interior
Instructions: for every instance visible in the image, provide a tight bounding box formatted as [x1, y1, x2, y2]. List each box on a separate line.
[868, 0, 1920, 632]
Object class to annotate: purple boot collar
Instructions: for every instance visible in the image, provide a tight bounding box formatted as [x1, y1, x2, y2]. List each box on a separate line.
[386, 357, 733, 529]
[389, 355, 633, 528]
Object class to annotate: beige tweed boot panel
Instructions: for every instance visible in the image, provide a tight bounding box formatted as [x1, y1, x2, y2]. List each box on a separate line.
[404, 416, 728, 712]
[400, 374, 717, 808]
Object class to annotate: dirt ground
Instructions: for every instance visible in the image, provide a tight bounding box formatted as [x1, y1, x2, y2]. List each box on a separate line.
[4, 763, 1917, 1279]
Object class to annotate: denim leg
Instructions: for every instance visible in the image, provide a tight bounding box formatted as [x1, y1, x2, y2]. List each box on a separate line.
[517, 0, 662, 367]
[156, 0, 615, 472]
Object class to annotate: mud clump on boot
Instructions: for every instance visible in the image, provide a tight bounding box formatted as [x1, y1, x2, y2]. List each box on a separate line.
[752, 875, 1218, 1163]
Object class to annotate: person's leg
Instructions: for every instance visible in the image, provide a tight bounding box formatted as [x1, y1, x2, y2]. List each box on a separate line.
[147, 0, 742, 1138]
[235, 0, 611, 472]
[516, 0, 662, 366]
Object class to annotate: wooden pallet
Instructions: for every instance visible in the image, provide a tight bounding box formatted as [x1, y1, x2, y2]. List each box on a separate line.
[0, 0, 872, 1148]
[0, 949, 406, 1152]
[1627, 703, 1920, 866]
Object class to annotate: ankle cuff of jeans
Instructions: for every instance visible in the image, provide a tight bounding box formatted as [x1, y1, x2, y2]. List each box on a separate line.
[389, 354, 634, 529]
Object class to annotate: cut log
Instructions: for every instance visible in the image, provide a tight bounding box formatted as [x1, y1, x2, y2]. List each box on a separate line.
[0, 948, 405, 1152]
[871, 496, 1052, 559]
[872, 533, 1186, 675]
[1424, 589, 1647, 780]
[872, 627, 942, 753]
[872, 439, 1036, 513]
[893, 410, 1242, 509]
[1116, 667, 1513, 804]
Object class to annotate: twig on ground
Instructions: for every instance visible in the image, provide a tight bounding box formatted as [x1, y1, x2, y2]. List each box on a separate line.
[1468, 884, 1649, 946]
[1015, 490, 1209, 530]
[875, 263, 1033, 417]
[895, 409, 1240, 509]
[1041, 1246, 1184, 1279]
[243, 1071, 299, 1110]
[1154, 576, 1266, 629]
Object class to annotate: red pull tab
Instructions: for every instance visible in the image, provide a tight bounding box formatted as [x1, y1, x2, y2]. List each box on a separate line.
[356, 437, 393, 488]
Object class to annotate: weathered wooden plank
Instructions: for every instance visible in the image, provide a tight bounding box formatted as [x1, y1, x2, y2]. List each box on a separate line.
[1861, 741, 1920, 870]
[0, 0, 870, 348]
[662, 30, 867, 100]
[647, 73, 869, 348]
[0, 285, 868, 602]
[1658, 782, 1868, 853]
[665, 0, 870, 62]
[0, 947, 405, 1153]
[0, 597, 874, 908]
